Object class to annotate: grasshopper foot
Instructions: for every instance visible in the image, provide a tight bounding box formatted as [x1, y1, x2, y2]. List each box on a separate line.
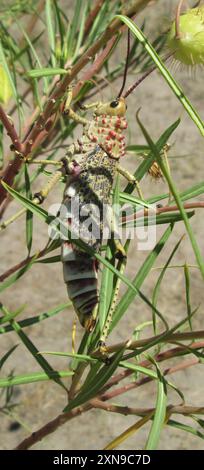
[114, 240, 127, 260]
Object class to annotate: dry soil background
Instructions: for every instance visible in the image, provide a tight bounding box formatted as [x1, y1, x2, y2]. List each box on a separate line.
[0, 0, 204, 450]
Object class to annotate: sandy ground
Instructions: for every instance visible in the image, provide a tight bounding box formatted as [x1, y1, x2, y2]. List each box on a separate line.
[0, 0, 204, 450]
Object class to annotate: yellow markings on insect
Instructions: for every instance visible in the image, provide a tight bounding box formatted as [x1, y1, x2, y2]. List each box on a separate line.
[167, 6, 204, 66]
[95, 97, 127, 117]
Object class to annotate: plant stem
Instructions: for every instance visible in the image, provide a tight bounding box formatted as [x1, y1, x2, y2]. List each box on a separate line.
[14, 346, 199, 450]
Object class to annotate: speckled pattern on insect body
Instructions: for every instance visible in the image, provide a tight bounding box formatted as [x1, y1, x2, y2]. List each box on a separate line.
[61, 97, 129, 332]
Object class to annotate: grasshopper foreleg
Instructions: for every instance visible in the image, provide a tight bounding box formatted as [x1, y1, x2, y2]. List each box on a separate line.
[63, 86, 90, 126]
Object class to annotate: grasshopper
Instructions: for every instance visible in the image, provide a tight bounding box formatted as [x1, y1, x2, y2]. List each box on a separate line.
[60, 90, 138, 337]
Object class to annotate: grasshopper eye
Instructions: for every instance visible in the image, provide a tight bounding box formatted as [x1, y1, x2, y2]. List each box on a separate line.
[110, 100, 119, 108]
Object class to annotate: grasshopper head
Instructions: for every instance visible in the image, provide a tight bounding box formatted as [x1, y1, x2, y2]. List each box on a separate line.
[95, 97, 126, 117]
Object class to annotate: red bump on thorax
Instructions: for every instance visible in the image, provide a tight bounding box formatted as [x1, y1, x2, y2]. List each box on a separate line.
[109, 130, 116, 139]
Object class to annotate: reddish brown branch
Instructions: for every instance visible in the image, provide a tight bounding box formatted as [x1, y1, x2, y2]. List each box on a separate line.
[72, 36, 117, 98]
[122, 201, 204, 224]
[84, 0, 104, 37]
[0, 245, 48, 282]
[0, 106, 22, 155]
[15, 403, 92, 450]
[91, 398, 204, 418]
[106, 330, 204, 354]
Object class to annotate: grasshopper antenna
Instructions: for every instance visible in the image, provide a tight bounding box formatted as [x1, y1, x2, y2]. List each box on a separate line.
[117, 29, 131, 98]
[123, 51, 173, 99]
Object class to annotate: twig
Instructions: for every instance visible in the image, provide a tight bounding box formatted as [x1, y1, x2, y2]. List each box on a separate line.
[15, 350, 199, 450]
[105, 330, 204, 354]
[0, 245, 49, 282]
[122, 201, 204, 224]
[175, 0, 185, 40]
[84, 0, 104, 37]
[72, 36, 117, 98]
[19, 0, 46, 48]
[91, 398, 204, 417]
[0, 106, 22, 155]
[15, 403, 92, 450]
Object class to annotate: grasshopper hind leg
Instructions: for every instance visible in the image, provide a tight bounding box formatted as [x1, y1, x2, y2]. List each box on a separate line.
[97, 245, 127, 357]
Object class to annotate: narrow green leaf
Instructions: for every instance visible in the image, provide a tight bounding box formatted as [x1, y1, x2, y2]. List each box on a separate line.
[120, 360, 157, 380]
[0, 302, 71, 334]
[0, 304, 25, 324]
[122, 211, 194, 227]
[87, 0, 112, 47]
[35, 255, 61, 264]
[45, 0, 56, 67]
[26, 68, 67, 78]
[67, 0, 83, 59]
[0, 345, 18, 370]
[24, 164, 33, 255]
[184, 263, 193, 330]
[0, 370, 73, 388]
[126, 144, 149, 153]
[123, 180, 204, 207]
[15, 19, 48, 93]
[40, 351, 96, 363]
[53, 0, 66, 50]
[72, 1, 89, 62]
[1, 305, 67, 391]
[179, 181, 204, 202]
[0, 255, 37, 293]
[145, 366, 167, 449]
[168, 419, 204, 441]
[152, 236, 184, 333]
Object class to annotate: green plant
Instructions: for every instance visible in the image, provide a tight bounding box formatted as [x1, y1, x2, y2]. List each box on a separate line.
[0, 0, 204, 450]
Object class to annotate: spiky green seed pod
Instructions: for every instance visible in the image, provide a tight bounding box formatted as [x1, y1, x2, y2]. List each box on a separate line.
[167, 7, 204, 66]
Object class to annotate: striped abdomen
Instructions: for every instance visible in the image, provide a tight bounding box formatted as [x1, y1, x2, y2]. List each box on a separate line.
[62, 242, 98, 330]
